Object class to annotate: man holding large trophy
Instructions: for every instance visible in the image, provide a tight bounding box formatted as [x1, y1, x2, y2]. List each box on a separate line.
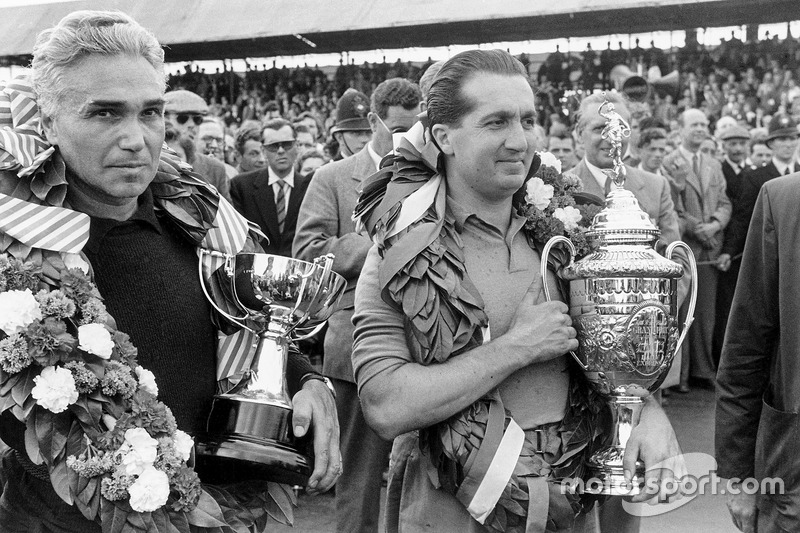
[352, 49, 688, 532]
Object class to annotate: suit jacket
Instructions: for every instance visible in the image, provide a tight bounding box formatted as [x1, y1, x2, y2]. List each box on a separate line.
[662, 148, 731, 259]
[716, 174, 800, 489]
[229, 168, 311, 257]
[722, 161, 797, 258]
[292, 145, 376, 382]
[190, 153, 231, 202]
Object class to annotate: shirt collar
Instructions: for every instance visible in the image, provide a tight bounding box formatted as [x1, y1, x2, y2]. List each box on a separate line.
[772, 157, 794, 175]
[367, 142, 384, 171]
[583, 158, 612, 189]
[447, 195, 526, 238]
[268, 166, 295, 188]
[678, 145, 698, 162]
[84, 187, 161, 255]
[725, 156, 743, 173]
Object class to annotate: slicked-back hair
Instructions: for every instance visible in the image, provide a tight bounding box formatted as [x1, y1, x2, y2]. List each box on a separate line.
[262, 118, 295, 137]
[427, 49, 530, 128]
[31, 10, 165, 118]
[574, 91, 631, 136]
[370, 78, 422, 120]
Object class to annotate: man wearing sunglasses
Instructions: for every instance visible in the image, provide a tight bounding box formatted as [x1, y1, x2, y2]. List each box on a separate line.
[230, 118, 311, 257]
[164, 90, 231, 201]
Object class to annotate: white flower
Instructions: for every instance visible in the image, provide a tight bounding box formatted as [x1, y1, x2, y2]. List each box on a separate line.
[173, 429, 194, 462]
[538, 151, 562, 173]
[120, 428, 158, 476]
[553, 206, 583, 232]
[525, 177, 554, 210]
[62, 254, 90, 274]
[77, 323, 114, 358]
[135, 366, 158, 397]
[128, 466, 170, 512]
[32, 366, 79, 413]
[0, 289, 42, 335]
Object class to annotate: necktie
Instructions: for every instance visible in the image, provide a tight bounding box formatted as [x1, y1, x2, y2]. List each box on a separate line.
[275, 179, 288, 234]
[604, 177, 612, 196]
[692, 153, 699, 177]
[0, 193, 89, 253]
[785, 166, 792, 176]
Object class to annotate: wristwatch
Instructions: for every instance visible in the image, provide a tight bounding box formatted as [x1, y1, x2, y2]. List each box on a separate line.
[300, 373, 336, 399]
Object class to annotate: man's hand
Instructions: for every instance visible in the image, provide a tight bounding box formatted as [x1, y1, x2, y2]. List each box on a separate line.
[716, 253, 732, 272]
[623, 398, 684, 503]
[694, 221, 721, 242]
[503, 280, 578, 366]
[291, 379, 341, 495]
[727, 489, 758, 532]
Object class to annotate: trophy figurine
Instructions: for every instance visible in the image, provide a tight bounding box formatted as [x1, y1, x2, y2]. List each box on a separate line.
[194, 251, 346, 485]
[541, 99, 698, 495]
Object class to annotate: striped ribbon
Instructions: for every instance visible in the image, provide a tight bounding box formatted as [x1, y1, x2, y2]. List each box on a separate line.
[0, 192, 89, 253]
[456, 395, 526, 525]
[195, 194, 262, 387]
[0, 73, 56, 178]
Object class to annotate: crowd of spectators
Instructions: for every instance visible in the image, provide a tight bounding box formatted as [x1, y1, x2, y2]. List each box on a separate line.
[166, 26, 800, 172]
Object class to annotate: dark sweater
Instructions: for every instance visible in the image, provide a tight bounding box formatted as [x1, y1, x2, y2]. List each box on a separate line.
[83, 189, 218, 435]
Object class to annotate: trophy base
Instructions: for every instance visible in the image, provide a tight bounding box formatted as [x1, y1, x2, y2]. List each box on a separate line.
[195, 435, 311, 486]
[195, 395, 312, 486]
[583, 448, 645, 496]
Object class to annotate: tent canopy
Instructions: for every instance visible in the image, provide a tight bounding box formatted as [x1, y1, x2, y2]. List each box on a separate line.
[2, 0, 799, 64]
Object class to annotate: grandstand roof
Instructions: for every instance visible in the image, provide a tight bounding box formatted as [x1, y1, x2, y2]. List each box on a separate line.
[2, 0, 799, 64]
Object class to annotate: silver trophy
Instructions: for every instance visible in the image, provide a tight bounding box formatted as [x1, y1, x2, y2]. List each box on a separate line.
[541, 100, 698, 495]
[195, 251, 346, 485]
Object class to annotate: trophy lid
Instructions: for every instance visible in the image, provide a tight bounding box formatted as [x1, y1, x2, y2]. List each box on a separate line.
[587, 185, 661, 246]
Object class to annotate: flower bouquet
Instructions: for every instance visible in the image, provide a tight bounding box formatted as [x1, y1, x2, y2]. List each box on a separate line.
[0, 253, 293, 532]
[518, 152, 601, 256]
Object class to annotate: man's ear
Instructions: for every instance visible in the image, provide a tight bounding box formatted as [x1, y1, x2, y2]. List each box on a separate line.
[431, 123, 454, 155]
[41, 113, 59, 146]
[367, 112, 381, 135]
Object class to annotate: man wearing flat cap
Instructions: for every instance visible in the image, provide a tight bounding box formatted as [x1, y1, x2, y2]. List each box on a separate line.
[164, 89, 231, 201]
[714, 125, 752, 364]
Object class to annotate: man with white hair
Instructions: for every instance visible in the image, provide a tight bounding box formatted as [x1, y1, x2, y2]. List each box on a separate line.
[0, 11, 339, 531]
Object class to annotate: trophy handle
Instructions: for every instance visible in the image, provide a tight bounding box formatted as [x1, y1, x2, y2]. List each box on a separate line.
[540, 236, 586, 370]
[198, 249, 256, 333]
[665, 241, 698, 354]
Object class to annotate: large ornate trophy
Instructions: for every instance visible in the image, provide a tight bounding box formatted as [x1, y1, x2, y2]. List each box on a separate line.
[541, 100, 698, 495]
[194, 251, 346, 485]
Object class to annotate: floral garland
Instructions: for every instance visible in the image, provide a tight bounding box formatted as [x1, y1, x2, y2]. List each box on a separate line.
[354, 123, 610, 533]
[518, 152, 601, 258]
[1, 254, 215, 528]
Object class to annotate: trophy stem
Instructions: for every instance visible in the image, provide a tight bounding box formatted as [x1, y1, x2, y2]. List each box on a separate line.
[585, 396, 646, 495]
[234, 332, 292, 408]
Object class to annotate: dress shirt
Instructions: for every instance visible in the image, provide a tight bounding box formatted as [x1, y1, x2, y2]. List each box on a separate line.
[584, 158, 618, 192]
[268, 166, 295, 212]
[772, 157, 796, 176]
[367, 142, 384, 171]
